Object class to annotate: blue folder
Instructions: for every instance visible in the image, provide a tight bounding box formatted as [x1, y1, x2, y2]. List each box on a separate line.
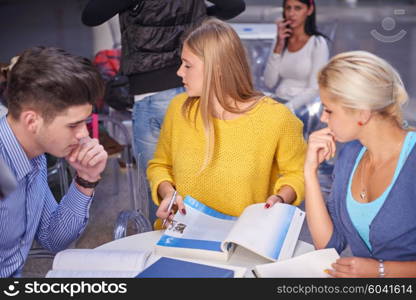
[136, 257, 235, 278]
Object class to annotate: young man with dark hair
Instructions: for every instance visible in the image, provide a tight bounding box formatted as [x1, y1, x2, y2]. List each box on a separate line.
[0, 46, 108, 277]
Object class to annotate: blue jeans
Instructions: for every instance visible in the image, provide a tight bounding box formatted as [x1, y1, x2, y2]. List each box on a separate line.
[132, 86, 185, 223]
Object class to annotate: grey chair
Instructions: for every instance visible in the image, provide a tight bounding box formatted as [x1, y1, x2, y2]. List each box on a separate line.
[97, 114, 152, 240]
[47, 157, 71, 200]
[319, 19, 339, 57]
[242, 38, 275, 94]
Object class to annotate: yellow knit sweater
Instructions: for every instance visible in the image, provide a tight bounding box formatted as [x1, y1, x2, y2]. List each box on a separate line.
[147, 93, 306, 218]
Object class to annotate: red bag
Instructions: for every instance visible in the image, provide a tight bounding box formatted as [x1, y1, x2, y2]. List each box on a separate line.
[92, 49, 123, 111]
[93, 49, 121, 81]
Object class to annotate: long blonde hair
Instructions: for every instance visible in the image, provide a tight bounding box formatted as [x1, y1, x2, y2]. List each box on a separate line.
[182, 18, 262, 170]
[318, 51, 408, 126]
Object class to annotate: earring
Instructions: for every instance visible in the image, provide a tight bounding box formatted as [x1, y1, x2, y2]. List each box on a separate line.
[358, 121, 363, 126]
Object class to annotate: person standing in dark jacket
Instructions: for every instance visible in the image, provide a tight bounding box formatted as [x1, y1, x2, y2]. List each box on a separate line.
[82, 0, 245, 223]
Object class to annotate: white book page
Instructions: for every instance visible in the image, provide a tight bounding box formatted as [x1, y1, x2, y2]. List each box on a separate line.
[254, 248, 340, 278]
[51, 249, 152, 272]
[277, 209, 305, 260]
[164, 201, 236, 242]
[221, 203, 304, 261]
[46, 269, 139, 278]
[293, 240, 315, 257]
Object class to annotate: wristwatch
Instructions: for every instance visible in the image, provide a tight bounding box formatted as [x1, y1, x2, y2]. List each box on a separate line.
[75, 174, 100, 189]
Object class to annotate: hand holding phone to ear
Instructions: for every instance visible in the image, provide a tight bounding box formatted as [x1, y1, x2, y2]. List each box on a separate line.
[274, 19, 293, 54]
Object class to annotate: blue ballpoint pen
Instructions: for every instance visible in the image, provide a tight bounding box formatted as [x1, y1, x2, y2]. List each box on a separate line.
[162, 190, 177, 228]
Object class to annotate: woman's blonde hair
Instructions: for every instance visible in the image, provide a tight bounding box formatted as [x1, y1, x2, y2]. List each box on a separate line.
[182, 18, 262, 170]
[318, 50, 408, 126]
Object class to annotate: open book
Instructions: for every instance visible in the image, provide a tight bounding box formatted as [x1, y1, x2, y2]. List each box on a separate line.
[45, 249, 152, 278]
[252, 248, 340, 278]
[46, 248, 246, 278]
[155, 196, 305, 262]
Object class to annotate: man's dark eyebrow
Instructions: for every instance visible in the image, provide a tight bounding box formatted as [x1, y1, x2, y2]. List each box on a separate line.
[68, 117, 89, 126]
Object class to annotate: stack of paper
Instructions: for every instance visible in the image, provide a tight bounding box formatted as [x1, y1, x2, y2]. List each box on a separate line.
[252, 248, 340, 278]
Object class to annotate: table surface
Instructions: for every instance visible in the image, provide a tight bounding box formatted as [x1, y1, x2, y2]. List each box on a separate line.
[97, 230, 315, 277]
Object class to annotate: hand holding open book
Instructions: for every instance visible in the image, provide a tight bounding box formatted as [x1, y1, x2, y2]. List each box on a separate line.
[155, 196, 305, 262]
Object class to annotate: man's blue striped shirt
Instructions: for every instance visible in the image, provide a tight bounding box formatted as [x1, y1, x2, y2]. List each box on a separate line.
[0, 116, 93, 277]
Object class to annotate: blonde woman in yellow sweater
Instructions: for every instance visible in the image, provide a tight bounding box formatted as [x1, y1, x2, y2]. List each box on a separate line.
[147, 18, 306, 227]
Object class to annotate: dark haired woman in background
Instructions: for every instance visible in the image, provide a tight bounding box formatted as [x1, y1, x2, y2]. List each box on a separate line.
[264, 0, 329, 111]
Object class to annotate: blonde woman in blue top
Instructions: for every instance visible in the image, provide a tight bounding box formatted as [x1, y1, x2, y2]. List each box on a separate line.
[305, 51, 416, 277]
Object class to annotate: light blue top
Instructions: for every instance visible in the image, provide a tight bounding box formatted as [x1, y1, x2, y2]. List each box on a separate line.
[326, 139, 416, 260]
[0, 116, 93, 277]
[346, 131, 416, 250]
